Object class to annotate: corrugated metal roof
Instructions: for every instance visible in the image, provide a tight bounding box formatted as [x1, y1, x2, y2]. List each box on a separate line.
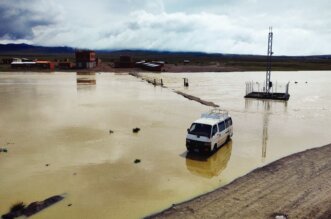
[11, 62, 36, 65]
[36, 61, 52, 64]
[143, 63, 160, 67]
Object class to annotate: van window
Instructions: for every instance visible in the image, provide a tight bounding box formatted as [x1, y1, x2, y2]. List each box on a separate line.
[212, 125, 218, 137]
[218, 121, 225, 132]
[189, 123, 212, 137]
[226, 118, 233, 127]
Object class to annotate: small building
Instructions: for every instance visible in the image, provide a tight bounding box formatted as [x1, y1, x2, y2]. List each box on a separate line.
[75, 50, 96, 69]
[58, 62, 74, 69]
[134, 60, 163, 72]
[96, 57, 102, 66]
[35, 61, 55, 71]
[114, 56, 134, 68]
[11, 60, 54, 71]
[140, 62, 162, 72]
[135, 60, 146, 68]
[11, 61, 36, 69]
[151, 61, 165, 67]
[2, 58, 13, 65]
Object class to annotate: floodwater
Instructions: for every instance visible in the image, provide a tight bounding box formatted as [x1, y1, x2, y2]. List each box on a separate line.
[0, 71, 330, 218]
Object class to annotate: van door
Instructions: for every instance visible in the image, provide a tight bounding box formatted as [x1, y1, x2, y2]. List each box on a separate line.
[211, 125, 218, 150]
[217, 121, 227, 145]
[225, 118, 233, 137]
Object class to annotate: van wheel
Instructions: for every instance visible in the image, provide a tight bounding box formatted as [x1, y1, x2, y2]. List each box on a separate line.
[226, 135, 231, 142]
[213, 144, 218, 152]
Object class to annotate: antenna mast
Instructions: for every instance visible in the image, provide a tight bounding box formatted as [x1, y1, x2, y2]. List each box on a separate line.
[265, 27, 273, 93]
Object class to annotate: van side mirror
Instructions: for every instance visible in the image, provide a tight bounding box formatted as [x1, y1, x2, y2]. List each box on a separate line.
[187, 129, 190, 133]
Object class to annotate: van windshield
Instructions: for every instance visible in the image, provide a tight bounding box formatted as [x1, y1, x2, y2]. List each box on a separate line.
[188, 123, 211, 137]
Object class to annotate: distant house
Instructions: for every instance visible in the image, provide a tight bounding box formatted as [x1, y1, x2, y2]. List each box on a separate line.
[11, 60, 54, 71]
[96, 57, 102, 66]
[151, 61, 165, 67]
[135, 60, 163, 72]
[114, 56, 134, 68]
[11, 61, 36, 69]
[2, 58, 13, 64]
[134, 60, 146, 68]
[58, 61, 74, 69]
[75, 50, 96, 69]
[141, 62, 162, 72]
[35, 61, 55, 71]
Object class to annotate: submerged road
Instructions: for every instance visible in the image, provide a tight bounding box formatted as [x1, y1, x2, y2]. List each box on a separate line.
[147, 144, 331, 219]
[129, 72, 220, 107]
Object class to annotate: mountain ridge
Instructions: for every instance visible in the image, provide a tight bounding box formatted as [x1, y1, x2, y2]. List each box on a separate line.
[1, 43, 330, 59]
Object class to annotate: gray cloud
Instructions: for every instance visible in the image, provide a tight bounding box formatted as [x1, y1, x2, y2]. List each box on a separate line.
[0, 0, 331, 55]
[0, 0, 59, 40]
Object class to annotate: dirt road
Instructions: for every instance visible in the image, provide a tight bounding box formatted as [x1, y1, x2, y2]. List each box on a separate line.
[147, 144, 331, 219]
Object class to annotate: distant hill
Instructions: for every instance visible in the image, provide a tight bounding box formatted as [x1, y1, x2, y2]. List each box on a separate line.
[0, 43, 75, 54]
[0, 44, 330, 71]
[0, 43, 330, 61]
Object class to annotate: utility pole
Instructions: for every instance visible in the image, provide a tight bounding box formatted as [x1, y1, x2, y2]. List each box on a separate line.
[265, 27, 273, 93]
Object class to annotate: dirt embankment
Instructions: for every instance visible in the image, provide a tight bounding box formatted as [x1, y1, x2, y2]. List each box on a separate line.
[174, 91, 219, 108]
[129, 72, 220, 108]
[147, 144, 331, 219]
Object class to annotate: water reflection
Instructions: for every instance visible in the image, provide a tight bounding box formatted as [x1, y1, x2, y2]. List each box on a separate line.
[76, 84, 96, 93]
[76, 72, 96, 85]
[245, 99, 288, 161]
[262, 101, 271, 161]
[185, 141, 232, 178]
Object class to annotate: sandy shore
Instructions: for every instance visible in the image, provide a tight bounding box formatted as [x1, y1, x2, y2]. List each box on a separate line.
[147, 144, 331, 219]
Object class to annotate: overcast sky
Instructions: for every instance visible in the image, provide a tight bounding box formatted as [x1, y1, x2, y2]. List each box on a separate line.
[0, 0, 330, 55]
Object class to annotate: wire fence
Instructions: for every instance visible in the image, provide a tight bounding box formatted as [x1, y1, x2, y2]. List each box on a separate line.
[245, 81, 290, 95]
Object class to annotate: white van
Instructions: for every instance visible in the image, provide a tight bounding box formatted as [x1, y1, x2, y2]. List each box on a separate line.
[186, 108, 233, 154]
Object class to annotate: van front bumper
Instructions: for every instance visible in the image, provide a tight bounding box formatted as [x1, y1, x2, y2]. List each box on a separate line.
[186, 139, 211, 153]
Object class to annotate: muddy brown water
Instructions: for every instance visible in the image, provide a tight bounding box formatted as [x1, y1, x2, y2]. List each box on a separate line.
[0, 71, 330, 218]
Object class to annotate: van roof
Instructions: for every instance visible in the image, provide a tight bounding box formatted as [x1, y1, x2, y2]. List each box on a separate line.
[193, 108, 230, 126]
[194, 116, 229, 126]
[193, 118, 218, 126]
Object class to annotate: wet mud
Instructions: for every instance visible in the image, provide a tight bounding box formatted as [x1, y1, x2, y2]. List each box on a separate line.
[147, 144, 331, 219]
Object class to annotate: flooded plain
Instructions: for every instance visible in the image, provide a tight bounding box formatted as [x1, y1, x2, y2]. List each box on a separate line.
[0, 71, 331, 218]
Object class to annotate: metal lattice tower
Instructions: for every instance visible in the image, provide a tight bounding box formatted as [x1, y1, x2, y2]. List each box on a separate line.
[265, 27, 273, 93]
